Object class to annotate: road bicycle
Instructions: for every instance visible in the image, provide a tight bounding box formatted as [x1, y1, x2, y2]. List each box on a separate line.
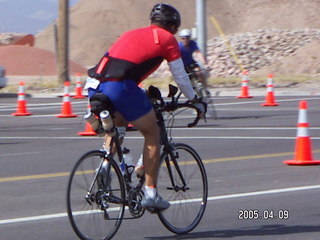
[187, 64, 217, 119]
[66, 84, 208, 240]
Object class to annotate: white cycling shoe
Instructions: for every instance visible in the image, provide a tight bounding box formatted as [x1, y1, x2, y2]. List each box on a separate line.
[141, 194, 170, 211]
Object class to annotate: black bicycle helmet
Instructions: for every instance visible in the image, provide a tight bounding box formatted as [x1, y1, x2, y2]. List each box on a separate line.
[150, 3, 181, 29]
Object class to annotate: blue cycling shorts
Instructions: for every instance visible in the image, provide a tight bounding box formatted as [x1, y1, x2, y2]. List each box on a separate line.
[88, 79, 152, 122]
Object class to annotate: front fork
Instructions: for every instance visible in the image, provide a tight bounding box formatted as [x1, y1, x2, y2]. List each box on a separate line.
[162, 144, 188, 192]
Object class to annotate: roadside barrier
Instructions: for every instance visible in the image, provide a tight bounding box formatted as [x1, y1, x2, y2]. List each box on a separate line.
[283, 100, 320, 165]
[73, 73, 85, 99]
[57, 81, 78, 118]
[237, 70, 253, 98]
[12, 81, 32, 116]
[261, 74, 278, 106]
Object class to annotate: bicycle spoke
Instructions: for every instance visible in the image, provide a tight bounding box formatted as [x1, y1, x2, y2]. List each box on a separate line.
[157, 144, 208, 234]
[67, 151, 125, 240]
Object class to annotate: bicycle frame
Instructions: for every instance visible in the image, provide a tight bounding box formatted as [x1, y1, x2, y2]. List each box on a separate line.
[67, 84, 208, 240]
[104, 128, 144, 194]
[187, 66, 217, 119]
[150, 86, 199, 190]
[156, 109, 189, 190]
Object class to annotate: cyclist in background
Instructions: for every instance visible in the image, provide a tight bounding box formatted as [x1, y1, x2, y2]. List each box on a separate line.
[178, 28, 210, 92]
[86, 3, 206, 211]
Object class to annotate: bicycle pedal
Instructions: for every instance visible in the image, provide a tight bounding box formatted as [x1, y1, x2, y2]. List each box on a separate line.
[146, 207, 158, 214]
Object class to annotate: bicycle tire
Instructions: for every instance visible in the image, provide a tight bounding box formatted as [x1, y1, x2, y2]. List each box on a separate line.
[66, 150, 126, 240]
[157, 143, 208, 234]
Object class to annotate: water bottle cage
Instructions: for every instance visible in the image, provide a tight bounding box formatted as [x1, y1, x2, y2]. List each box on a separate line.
[91, 120, 115, 137]
[105, 126, 116, 135]
[92, 123, 106, 137]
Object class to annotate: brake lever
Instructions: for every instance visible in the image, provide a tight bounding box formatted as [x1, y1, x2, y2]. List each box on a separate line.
[187, 104, 203, 128]
[187, 116, 200, 128]
[188, 98, 209, 127]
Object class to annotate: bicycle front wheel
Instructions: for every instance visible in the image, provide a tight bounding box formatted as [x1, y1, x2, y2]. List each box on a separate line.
[66, 150, 125, 240]
[157, 143, 208, 234]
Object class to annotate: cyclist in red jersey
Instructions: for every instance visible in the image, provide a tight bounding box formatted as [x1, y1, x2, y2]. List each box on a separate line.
[85, 3, 206, 211]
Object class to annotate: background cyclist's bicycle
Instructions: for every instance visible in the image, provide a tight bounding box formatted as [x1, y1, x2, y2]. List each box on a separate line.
[66, 85, 208, 240]
[187, 64, 217, 119]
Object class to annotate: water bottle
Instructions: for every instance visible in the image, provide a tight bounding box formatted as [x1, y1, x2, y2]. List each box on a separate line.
[121, 148, 134, 176]
[100, 110, 114, 131]
[84, 110, 104, 136]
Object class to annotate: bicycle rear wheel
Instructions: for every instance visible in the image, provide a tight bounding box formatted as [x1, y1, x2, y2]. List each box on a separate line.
[157, 143, 208, 234]
[66, 150, 125, 240]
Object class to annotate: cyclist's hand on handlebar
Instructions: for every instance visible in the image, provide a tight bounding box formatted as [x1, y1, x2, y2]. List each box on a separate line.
[191, 96, 207, 119]
[194, 101, 207, 119]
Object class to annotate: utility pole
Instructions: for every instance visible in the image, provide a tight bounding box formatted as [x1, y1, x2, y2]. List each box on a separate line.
[57, 0, 70, 83]
[196, 0, 207, 60]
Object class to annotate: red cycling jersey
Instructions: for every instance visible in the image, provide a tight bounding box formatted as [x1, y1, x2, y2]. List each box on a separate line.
[92, 25, 181, 84]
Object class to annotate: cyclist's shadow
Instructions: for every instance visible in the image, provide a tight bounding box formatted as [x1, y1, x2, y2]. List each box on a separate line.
[146, 224, 320, 239]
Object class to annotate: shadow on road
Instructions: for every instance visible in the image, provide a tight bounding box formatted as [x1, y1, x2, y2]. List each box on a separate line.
[147, 224, 320, 239]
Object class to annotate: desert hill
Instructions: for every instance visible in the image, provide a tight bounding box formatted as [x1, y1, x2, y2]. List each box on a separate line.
[35, 0, 320, 75]
[0, 45, 86, 76]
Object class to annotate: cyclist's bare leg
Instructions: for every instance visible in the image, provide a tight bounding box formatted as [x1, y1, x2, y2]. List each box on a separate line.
[104, 111, 128, 152]
[131, 109, 170, 209]
[130, 109, 160, 187]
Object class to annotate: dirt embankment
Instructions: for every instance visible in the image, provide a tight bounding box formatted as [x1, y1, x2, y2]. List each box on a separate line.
[35, 0, 320, 77]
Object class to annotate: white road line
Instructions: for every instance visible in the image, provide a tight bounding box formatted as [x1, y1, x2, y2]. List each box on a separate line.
[0, 136, 305, 140]
[173, 127, 320, 130]
[215, 97, 320, 106]
[0, 101, 86, 112]
[1, 96, 319, 111]
[2, 136, 320, 140]
[208, 185, 320, 201]
[0, 184, 319, 225]
[0, 112, 84, 117]
[0, 151, 42, 157]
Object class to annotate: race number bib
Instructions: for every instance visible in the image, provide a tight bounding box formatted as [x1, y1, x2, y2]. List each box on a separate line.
[84, 77, 100, 90]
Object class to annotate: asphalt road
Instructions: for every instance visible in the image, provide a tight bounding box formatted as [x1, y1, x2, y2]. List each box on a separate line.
[1, 93, 320, 240]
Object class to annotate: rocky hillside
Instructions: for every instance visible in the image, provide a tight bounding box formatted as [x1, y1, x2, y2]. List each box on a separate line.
[35, 0, 320, 76]
[205, 29, 320, 77]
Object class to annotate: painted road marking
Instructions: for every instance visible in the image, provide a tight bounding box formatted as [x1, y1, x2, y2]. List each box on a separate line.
[0, 151, 42, 157]
[2, 136, 320, 140]
[0, 184, 319, 225]
[2, 149, 320, 183]
[1, 96, 320, 113]
[214, 97, 320, 106]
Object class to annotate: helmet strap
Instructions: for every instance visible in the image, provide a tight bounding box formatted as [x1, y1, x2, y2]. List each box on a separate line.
[151, 21, 177, 34]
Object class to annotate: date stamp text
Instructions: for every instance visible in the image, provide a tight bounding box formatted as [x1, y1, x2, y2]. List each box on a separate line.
[238, 209, 289, 220]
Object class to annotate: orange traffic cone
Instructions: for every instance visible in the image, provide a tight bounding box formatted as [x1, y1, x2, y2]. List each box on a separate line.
[283, 101, 320, 165]
[261, 74, 278, 106]
[57, 81, 78, 118]
[78, 104, 97, 136]
[73, 73, 85, 99]
[237, 70, 253, 98]
[12, 81, 31, 116]
[78, 121, 97, 136]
